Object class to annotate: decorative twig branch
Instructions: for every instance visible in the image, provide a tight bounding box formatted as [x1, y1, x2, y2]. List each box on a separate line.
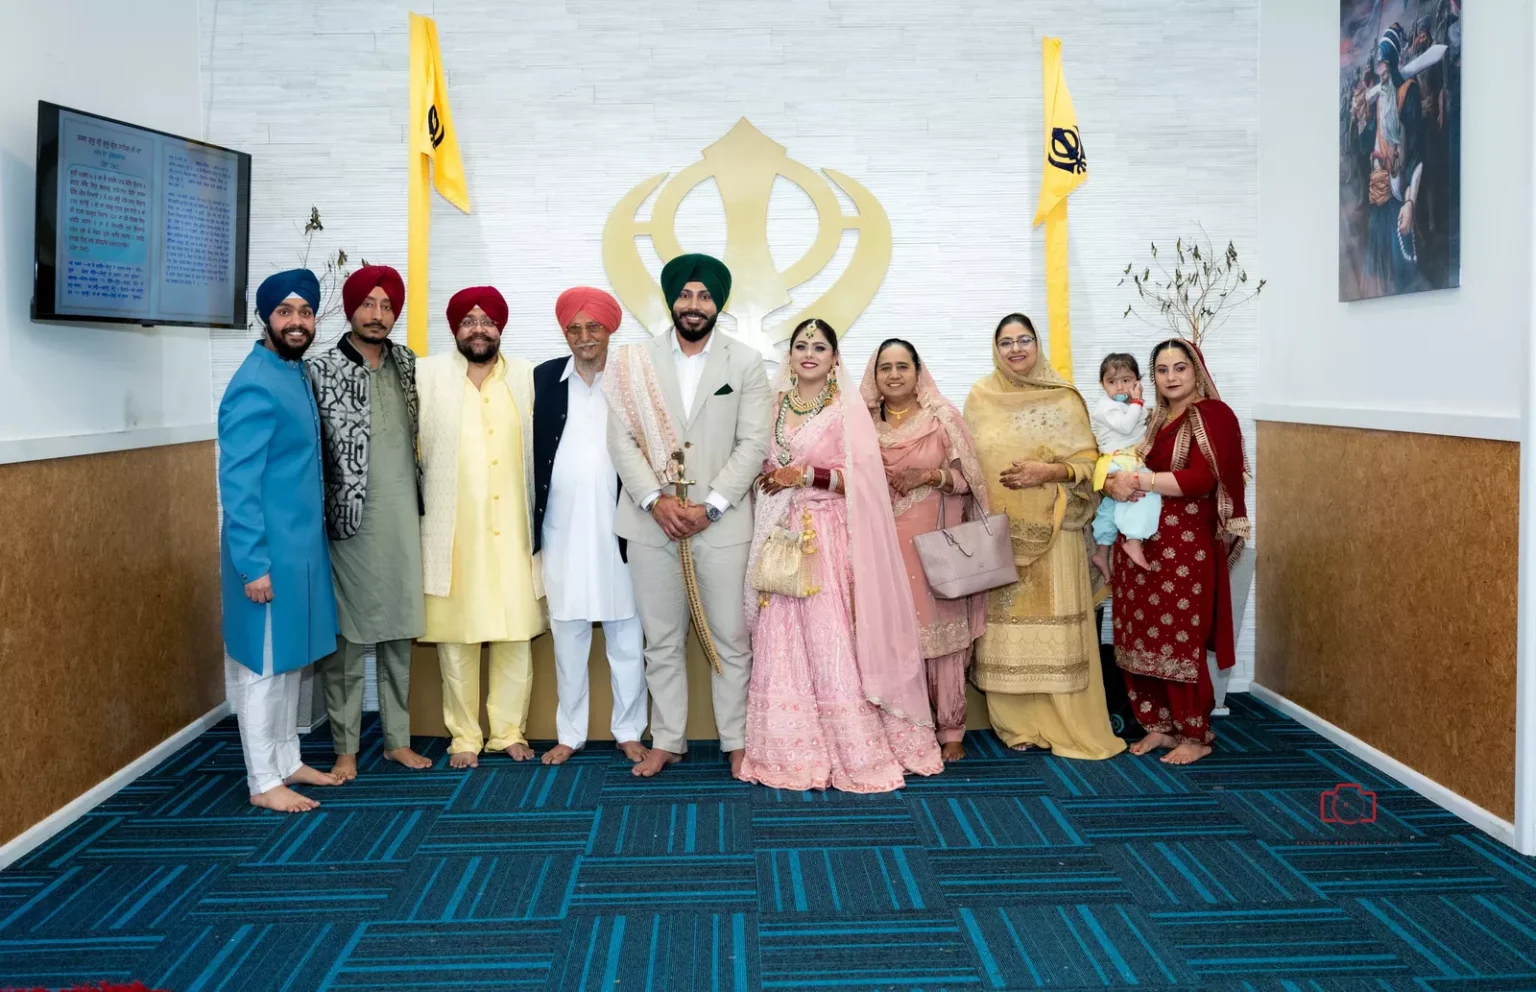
[296, 207, 365, 333]
[1120, 224, 1266, 347]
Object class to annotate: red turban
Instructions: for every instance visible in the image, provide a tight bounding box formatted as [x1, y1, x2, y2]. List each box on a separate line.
[341, 265, 405, 320]
[447, 286, 508, 331]
[555, 286, 622, 333]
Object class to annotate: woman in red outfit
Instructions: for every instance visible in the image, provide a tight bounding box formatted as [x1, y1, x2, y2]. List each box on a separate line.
[1101, 339, 1249, 765]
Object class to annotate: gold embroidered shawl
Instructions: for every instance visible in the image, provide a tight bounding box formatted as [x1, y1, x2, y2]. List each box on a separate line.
[962, 340, 1100, 695]
[963, 342, 1099, 567]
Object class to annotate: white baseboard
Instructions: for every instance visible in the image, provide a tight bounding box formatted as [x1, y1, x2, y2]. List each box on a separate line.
[1249, 685, 1515, 847]
[0, 702, 231, 871]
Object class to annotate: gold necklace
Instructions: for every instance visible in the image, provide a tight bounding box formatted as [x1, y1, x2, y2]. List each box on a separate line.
[885, 401, 917, 421]
[785, 381, 833, 415]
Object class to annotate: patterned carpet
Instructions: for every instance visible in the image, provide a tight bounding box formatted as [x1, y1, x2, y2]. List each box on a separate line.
[5, 694, 1536, 992]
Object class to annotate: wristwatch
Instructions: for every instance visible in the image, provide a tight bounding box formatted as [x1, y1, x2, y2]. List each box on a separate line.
[705, 504, 724, 523]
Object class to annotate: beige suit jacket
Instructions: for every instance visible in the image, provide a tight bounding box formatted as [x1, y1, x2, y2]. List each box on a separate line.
[607, 329, 772, 549]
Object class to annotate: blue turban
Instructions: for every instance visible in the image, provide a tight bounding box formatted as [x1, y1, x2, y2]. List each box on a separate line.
[1378, 22, 1407, 67]
[255, 268, 321, 326]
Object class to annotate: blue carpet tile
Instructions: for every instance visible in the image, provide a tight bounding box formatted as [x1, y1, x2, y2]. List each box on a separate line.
[5, 693, 1536, 991]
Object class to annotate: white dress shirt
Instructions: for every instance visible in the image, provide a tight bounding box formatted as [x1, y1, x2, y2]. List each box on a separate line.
[639, 330, 730, 515]
[542, 358, 638, 622]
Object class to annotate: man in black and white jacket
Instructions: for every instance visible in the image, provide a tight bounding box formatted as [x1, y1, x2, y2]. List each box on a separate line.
[305, 265, 431, 779]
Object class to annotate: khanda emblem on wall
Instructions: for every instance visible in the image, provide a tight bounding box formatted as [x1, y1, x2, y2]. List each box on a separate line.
[603, 118, 892, 357]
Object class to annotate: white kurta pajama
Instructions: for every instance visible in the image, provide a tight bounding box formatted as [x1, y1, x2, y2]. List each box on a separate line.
[225, 609, 303, 795]
[542, 359, 646, 748]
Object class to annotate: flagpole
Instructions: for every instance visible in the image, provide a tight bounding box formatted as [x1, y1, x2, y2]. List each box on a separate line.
[1043, 200, 1073, 382]
[406, 13, 431, 356]
[1032, 36, 1084, 385]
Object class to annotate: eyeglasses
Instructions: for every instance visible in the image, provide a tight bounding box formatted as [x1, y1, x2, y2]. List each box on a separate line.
[458, 317, 499, 331]
[997, 336, 1036, 351]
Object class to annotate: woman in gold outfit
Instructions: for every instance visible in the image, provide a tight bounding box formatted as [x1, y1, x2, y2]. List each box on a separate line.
[963, 314, 1125, 760]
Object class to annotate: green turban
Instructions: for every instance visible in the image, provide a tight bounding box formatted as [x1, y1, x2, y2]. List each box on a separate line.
[660, 253, 731, 311]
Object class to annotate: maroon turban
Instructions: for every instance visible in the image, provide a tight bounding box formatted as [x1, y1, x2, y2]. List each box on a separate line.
[554, 286, 622, 333]
[341, 265, 405, 320]
[447, 286, 508, 331]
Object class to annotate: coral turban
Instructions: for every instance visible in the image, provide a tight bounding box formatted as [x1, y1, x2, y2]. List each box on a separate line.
[659, 253, 731, 310]
[255, 268, 320, 325]
[447, 286, 508, 331]
[554, 287, 622, 333]
[342, 265, 405, 320]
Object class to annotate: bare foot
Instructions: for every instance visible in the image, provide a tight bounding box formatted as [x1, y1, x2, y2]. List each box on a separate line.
[941, 741, 966, 762]
[1162, 742, 1213, 765]
[1090, 546, 1110, 582]
[250, 784, 320, 813]
[449, 750, 480, 769]
[1129, 732, 1177, 756]
[542, 744, 577, 766]
[632, 748, 681, 777]
[330, 754, 358, 783]
[383, 747, 433, 770]
[727, 749, 745, 779]
[286, 764, 342, 787]
[1124, 538, 1152, 571]
[504, 743, 536, 762]
[617, 740, 649, 763]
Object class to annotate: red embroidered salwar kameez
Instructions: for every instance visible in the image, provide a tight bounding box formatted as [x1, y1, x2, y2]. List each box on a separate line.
[1111, 344, 1248, 747]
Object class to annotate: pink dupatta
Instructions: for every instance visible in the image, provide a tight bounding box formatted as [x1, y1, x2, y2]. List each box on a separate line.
[745, 359, 933, 729]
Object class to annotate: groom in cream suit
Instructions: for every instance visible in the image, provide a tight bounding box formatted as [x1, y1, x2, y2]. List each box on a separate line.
[606, 254, 772, 778]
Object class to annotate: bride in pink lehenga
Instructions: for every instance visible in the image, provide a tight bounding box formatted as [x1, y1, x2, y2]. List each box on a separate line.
[735, 319, 943, 793]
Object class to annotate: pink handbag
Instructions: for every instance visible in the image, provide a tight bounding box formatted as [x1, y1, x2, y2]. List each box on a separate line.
[912, 494, 1018, 599]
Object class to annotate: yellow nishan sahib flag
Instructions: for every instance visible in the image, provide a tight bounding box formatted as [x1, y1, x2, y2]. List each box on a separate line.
[1032, 37, 1087, 383]
[408, 12, 471, 355]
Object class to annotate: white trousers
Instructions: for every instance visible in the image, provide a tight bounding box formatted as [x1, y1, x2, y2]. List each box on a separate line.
[550, 615, 647, 749]
[227, 607, 303, 796]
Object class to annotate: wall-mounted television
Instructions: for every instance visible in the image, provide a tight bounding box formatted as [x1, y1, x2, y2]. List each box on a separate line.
[32, 101, 252, 329]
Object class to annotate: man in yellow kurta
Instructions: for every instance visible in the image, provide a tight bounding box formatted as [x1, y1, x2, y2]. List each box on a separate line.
[418, 286, 544, 768]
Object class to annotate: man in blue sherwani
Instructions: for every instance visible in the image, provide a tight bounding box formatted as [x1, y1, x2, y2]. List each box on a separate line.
[219, 268, 343, 813]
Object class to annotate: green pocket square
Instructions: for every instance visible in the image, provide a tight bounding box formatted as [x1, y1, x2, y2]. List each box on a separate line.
[714, 384, 734, 396]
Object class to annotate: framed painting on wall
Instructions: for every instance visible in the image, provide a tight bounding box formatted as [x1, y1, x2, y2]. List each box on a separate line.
[1339, 0, 1461, 302]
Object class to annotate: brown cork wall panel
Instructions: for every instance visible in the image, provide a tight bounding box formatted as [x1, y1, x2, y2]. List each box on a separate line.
[407, 631, 730, 743]
[1256, 421, 1518, 820]
[408, 637, 996, 743]
[0, 442, 224, 846]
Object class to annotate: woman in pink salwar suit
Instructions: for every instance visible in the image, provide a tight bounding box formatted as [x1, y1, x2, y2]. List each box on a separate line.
[737, 320, 943, 793]
[861, 340, 989, 761]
